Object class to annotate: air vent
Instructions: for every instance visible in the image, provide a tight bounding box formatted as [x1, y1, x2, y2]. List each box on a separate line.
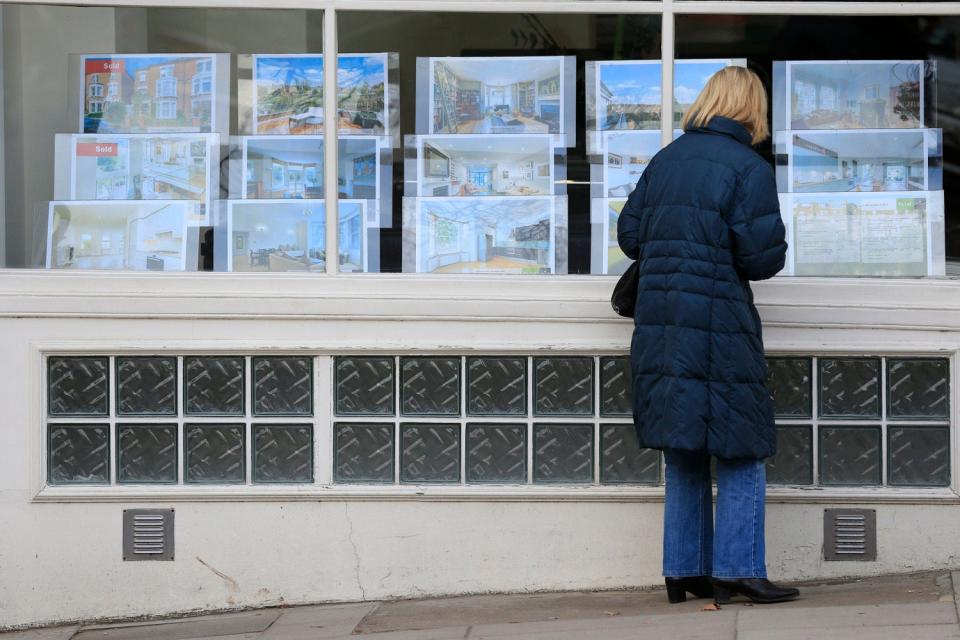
[123, 508, 174, 561]
[824, 508, 876, 561]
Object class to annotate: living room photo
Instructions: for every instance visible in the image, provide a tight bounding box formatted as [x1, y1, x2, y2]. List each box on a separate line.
[411, 134, 555, 197]
[428, 56, 566, 135]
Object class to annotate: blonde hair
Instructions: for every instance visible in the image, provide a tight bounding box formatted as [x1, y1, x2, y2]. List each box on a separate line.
[681, 66, 769, 145]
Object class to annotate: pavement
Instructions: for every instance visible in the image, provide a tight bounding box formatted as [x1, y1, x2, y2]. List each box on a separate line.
[5, 571, 960, 640]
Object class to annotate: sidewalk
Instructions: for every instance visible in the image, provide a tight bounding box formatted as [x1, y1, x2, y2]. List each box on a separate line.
[5, 571, 960, 640]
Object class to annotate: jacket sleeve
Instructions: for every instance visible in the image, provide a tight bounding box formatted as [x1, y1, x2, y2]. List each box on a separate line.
[617, 172, 647, 260]
[728, 161, 788, 281]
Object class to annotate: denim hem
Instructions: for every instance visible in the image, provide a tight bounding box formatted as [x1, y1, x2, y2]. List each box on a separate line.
[712, 571, 768, 579]
[662, 570, 711, 577]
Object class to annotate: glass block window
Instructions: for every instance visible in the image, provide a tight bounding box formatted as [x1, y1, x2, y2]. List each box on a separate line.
[767, 355, 951, 488]
[333, 355, 656, 486]
[45, 355, 316, 486]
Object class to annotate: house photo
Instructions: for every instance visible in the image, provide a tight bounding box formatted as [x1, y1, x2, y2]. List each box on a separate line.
[253, 54, 387, 135]
[429, 57, 565, 135]
[81, 54, 219, 133]
[66, 134, 214, 219]
[414, 196, 554, 273]
[46, 201, 190, 271]
[227, 199, 365, 272]
[605, 198, 631, 275]
[414, 134, 554, 197]
[788, 60, 924, 129]
[789, 129, 931, 192]
[242, 136, 379, 200]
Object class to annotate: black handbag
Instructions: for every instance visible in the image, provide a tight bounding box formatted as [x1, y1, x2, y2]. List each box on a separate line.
[610, 261, 639, 318]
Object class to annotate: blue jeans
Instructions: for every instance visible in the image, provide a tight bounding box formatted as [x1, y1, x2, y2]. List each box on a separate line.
[662, 450, 767, 579]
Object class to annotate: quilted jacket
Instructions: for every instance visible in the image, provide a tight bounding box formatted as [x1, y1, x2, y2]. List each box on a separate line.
[617, 116, 788, 460]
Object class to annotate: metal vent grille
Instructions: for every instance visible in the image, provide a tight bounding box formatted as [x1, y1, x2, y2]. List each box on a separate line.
[123, 508, 174, 561]
[824, 508, 876, 561]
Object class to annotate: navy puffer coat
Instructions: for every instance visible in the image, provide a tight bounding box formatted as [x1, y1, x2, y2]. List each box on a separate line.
[617, 116, 788, 460]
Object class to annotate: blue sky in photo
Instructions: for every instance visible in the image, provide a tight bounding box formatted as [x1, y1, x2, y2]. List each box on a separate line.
[600, 60, 730, 105]
[255, 55, 385, 90]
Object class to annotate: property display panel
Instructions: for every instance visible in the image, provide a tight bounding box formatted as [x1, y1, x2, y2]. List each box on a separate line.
[46, 200, 196, 271]
[53, 133, 218, 226]
[72, 54, 230, 135]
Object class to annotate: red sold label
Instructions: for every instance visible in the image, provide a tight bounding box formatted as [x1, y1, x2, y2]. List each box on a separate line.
[77, 142, 118, 157]
[84, 58, 124, 75]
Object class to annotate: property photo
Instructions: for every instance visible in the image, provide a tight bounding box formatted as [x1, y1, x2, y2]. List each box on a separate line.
[47, 201, 190, 271]
[604, 131, 660, 197]
[429, 57, 565, 135]
[66, 134, 214, 217]
[786, 191, 932, 276]
[414, 134, 554, 197]
[228, 200, 365, 272]
[253, 54, 387, 135]
[591, 59, 741, 131]
[787, 60, 924, 129]
[605, 198, 631, 275]
[789, 129, 930, 192]
[243, 136, 379, 200]
[81, 54, 218, 133]
[414, 196, 554, 273]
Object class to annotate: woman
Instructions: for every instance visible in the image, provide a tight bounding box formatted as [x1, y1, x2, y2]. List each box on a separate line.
[617, 67, 797, 606]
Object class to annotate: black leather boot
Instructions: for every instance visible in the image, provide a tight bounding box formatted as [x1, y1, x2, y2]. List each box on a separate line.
[712, 578, 799, 604]
[664, 576, 715, 603]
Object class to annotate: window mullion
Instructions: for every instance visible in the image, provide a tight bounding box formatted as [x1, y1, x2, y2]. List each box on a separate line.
[323, 7, 339, 276]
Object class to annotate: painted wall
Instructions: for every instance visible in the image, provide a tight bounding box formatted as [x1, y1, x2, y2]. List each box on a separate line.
[1, 274, 959, 630]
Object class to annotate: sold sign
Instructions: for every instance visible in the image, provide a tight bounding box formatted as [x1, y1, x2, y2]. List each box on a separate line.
[85, 58, 125, 75]
[77, 142, 118, 157]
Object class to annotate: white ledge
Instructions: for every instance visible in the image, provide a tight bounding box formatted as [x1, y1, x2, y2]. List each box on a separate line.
[0, 271, 959, 331]
[31, 484, 960, 505]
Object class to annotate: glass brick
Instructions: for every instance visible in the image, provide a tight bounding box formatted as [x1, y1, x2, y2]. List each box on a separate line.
[887, 359, 950, 420]
[253, 424, 313, 483]
[185, 424, 245, 484]
[888, 426, 950, 487]
[116, 356, 177, 416]
[534, 357, 594, 416]
[253, 356, 313, 416]
[600, 424, 659, 484]
[819, 426, 881, 486]
[48, 424, 110, 484]
[766, 426, 813, 485]
[400, 423, 460, 483]
[335, 357, 395, 416]
[534, 423, 594, 483]
[599, 357, 632, 417]
[466, 424, 527, 483]
[184, 356, 245, 416]
[401, 357, 461, 416]
[819, 358, 880, 419]
[466, 357, 527, 416]
[334, 423, 395, 484]
[117, 424, 178, 484]
[47, 356, 109, 416]
[765, 357, 812, 418]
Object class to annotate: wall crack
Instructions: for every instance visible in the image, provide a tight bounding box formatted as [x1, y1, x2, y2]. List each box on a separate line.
[344, 502, 367, 601]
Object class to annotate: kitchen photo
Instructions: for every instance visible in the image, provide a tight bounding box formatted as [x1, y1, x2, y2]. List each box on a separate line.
[428, 56, 565, 135]
[228, 200, 366, 273]
[47, 201, 191, 271]
[413, 134, 554, 197]
[788, 129, 934, 192]
[413, 196, 554, 274]
[242, 136, 379, 200]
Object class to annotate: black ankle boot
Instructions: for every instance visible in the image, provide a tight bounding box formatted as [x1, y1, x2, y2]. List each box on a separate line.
[664, 576, 714, 603]
[712, 578, 799, 604]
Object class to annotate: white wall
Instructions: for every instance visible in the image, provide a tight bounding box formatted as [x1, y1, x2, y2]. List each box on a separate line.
[1, 274, 960, 630]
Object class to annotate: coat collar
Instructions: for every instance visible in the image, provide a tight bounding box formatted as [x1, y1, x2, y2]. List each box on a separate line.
[685, 115, 753, 146]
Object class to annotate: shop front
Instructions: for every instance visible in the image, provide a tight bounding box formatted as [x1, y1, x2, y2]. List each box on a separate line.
[2, 0, 960, 630]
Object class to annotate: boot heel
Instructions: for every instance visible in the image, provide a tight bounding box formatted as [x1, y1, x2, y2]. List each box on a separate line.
[665, 580, 687, 604]
[713, 585, 732, 605]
